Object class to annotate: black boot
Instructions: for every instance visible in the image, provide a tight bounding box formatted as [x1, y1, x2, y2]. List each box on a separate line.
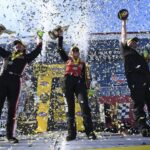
[7, 137, 19, 143]
[141, 128, 150, 137]
[66, 133, 76, 141]
[84, 118, 96, 140]
[86, 131, 97, 140]
[66, 121, 76, 141]
[138, 117, 150, 137]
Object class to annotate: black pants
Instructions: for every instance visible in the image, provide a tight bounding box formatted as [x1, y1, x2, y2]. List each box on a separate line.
[64, 75, 93, 135]
[0, 75, 20, 138]
[127, 73, 150, 124]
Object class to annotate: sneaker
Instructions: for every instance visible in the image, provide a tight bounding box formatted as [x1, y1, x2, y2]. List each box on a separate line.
[66, 134, 76, 141]
[7, 137, 19, 143]
[87, 132, 97, 140]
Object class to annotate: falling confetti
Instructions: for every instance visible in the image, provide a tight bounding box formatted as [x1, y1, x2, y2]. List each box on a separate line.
[0, 0, 150, 148]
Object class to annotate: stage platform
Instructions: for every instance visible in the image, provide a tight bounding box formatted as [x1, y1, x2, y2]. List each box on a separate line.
[0, 131, 150, 150]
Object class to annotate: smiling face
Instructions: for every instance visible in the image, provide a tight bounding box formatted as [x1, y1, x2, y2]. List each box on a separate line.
[13, 42, 26, 53]
[127, 40, 138, 49]
[72, 48, 80, 59]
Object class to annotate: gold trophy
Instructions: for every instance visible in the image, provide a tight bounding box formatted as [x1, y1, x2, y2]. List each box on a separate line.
[118, 9, 129, 20]
[0, 24, 16, 35]
[48, 25, 69, 39]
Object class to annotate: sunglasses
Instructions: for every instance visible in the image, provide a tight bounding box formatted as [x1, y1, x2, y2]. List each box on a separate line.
[72, 49, 79, 52]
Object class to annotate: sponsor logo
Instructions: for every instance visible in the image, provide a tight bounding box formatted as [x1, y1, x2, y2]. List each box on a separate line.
[75, 111, 82, 116]
[111, 73, 126, 85]
[73, 66, 78, 70]
[79, 64, 83, 69]
[38, 112, 47, 117]
[39, 81, 49, 86]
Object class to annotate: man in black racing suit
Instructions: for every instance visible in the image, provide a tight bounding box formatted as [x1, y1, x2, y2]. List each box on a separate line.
[120, 19, 150, 137]
[0, 38, 42, 143]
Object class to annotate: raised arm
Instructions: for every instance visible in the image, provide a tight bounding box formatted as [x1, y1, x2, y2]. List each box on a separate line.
[26, 42, 42, 63]
[121, 20, 127, 46]
[57, 36, 69, 62]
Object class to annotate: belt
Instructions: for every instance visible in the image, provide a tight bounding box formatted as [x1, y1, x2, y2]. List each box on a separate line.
[66, 73, 81, 77]
[8, 72, 22, 77]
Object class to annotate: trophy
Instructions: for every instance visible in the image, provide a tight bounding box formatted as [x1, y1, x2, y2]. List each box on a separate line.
[48, 25, 69, 39]
[118, 9, 129, 20]
[37, 30, 45, 39]
[0, 24, 16, 35]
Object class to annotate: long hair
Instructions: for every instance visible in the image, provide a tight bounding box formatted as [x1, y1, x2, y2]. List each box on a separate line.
[69, 45, 80, 57]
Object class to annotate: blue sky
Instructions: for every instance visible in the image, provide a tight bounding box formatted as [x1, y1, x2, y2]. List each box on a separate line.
[89, 0, 150, 33]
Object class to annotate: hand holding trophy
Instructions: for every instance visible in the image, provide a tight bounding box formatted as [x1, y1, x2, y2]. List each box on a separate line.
[36, 30, 44, 45]
[0, 24, 16, 35]
[118, 9, 129, 20]
[48, 25, 69, 39]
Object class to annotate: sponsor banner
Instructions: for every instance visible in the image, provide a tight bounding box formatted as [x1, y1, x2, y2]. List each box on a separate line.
[110, 73, 126, 85]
